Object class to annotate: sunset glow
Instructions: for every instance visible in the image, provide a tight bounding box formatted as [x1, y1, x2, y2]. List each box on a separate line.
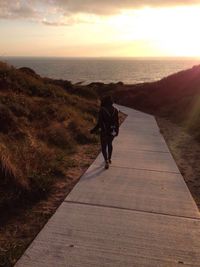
[107, 6, 200, 57]
[1, 2, 200, 57]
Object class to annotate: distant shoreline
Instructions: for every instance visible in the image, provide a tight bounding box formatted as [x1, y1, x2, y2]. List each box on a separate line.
[3, 57, 200, 85]
[2, 55, 200, 60]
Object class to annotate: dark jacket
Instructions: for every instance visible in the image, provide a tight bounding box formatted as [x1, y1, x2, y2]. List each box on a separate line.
[91, 106, 119, 136]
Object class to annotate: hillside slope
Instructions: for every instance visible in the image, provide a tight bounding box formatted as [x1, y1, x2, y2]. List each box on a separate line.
[114, 64, 200, 140]
[0, 61, 99, 209]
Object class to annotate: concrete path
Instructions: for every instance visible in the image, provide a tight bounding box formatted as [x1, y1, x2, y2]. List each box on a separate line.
[15, 105, 200, 267]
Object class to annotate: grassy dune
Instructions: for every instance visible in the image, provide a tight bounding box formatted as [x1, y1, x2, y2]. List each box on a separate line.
[113, 64, 200, 141]
[0, 61, 101, 213]
[0, 62, 128, 266]
[0, 61, 103, 266]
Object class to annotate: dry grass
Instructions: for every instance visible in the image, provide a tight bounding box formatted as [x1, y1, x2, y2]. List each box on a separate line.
[0, 61, 123, 266]
[0, 61, 100, 204]
[0, 144, 18, 184]
[113, 64, 200, 143]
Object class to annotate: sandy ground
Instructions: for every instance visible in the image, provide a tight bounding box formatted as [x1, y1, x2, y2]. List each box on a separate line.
[157, 117, 200, 209]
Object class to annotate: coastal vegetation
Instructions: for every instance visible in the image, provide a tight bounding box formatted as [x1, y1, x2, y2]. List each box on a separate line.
[0, 61, 126, 266]
[0, 61, 100, 202]
[1, 60, 200, 266]
[0, 61, 101, 266]
[113, 64, 200, 141]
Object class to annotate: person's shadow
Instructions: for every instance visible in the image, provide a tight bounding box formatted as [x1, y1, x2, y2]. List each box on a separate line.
[82, 162, 105, 181]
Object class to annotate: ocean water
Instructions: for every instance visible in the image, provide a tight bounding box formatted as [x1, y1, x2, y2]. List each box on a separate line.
[2, 57, 200, 85]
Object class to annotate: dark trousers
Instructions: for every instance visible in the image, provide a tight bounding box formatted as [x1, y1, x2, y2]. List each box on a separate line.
[100, 134, 114, 161]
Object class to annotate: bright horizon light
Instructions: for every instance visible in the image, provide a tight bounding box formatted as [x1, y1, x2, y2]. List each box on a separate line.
[106, 6, 200, 57]
[1, 3, 200, 57]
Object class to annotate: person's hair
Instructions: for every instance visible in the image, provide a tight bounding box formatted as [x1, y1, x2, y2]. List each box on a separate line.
[101, 96, 113, 107]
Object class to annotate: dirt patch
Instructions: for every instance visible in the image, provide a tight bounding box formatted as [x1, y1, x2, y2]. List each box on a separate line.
[157, 117, 200, 209]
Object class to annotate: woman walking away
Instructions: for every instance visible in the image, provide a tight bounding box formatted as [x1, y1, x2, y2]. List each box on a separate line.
[90, 96, 119, 169]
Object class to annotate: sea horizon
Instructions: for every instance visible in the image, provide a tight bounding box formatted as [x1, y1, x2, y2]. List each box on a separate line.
[2, 56, 200, 85]
[2, 55, 200, 60]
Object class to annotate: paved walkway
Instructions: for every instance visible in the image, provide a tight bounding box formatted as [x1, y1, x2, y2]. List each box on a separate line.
[15, 105, 200, 267]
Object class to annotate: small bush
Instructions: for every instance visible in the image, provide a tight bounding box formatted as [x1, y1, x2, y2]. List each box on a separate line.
[68, 121, 92, 145]
[0, 143, 27, 189]
[9, 102, 30, 117]
[0, 104, 18, 133]
[41, 125, 76, 151]
[19, 67, 40, 79]
[28, 171, 54, 196]
[43, 78, 73, 91]
[72, 86, 98, 99]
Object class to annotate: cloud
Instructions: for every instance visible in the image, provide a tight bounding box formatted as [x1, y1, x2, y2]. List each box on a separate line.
[1, 0, 200, 25]
[41, 16, 81, 26]
[50, 0, 200, 15]
[0, 0, 38, 19]
[42, 20, 68, 26]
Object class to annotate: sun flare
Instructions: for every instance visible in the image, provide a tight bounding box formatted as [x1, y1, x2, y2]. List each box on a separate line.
[107, 6, 200, 57]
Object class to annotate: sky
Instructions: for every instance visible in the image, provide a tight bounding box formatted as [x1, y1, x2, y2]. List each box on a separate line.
[1, 0, 200, 57]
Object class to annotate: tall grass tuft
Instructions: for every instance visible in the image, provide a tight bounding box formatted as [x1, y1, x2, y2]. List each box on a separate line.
[0, 144, 27, 189]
